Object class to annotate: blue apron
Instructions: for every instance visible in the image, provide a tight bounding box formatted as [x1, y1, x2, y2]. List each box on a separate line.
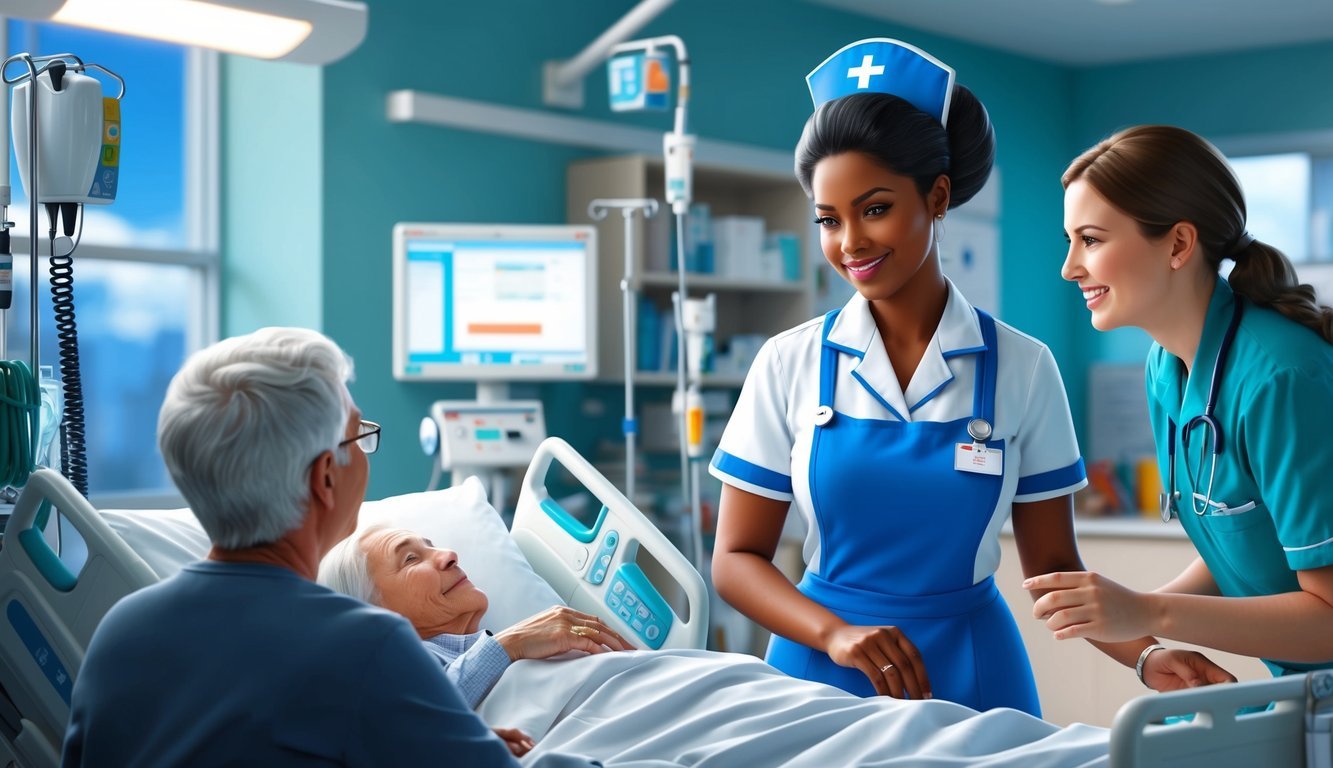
[766, 308, 1040, 716]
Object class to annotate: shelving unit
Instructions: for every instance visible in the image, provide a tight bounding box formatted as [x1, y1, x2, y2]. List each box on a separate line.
[566, 154, 821, 387]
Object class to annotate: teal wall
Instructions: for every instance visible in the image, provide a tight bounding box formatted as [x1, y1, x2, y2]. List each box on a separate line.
[299, 0, 1077, 499]
[1067, 40, 1333, 367]
[223, 5, 1333, 499]
[222, 56, 323, 333]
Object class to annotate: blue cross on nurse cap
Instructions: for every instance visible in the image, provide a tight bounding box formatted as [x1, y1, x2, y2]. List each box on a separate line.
[806, 38, 956, 126]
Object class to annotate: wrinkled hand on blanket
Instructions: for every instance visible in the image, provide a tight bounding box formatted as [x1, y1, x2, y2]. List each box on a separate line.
[496, 605, 632, 660]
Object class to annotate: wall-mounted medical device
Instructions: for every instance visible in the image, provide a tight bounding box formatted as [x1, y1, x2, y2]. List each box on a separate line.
[391, 222, 598, 383]
[11, 59, 121, 206]
[426, 400, 547, 473]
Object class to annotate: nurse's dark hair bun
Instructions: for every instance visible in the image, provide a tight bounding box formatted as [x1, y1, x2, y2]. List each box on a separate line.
[795, 85, 994, 209]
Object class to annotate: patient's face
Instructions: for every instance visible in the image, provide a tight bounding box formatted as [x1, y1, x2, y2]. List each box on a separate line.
[362, 528, 490, 639]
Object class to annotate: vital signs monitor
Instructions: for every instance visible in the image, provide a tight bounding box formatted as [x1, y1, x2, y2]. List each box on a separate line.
[392, 223, 598, 381]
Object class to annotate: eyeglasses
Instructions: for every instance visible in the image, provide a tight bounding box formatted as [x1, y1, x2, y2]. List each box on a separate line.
[339, 419, 381, 455]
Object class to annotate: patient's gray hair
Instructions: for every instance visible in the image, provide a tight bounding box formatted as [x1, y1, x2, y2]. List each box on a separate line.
[158, 327, 354, 550]
[317, 524, 388, 604]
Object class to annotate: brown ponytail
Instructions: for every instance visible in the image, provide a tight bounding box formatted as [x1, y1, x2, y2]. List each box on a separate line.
[1063, 125, 1333, 344]
[1228, 239, 1333, 343]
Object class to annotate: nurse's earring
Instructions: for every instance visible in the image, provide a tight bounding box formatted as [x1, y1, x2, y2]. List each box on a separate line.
[934, 213, 945, 245]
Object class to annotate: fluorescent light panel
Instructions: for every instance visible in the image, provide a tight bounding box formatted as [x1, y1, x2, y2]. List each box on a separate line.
[52, 0, 312, 59]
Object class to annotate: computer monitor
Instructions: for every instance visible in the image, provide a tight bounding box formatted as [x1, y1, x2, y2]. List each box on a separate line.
[392, 223, 598, 382]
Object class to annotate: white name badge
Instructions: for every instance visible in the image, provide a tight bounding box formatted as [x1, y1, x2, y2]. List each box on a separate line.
[955, 443, 1003, 476]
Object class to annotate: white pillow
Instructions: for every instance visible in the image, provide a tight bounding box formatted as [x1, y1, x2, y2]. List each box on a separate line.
[100, 507, 210, 578]
[102, 477, 564, 633]
[356, 477, 565, 633]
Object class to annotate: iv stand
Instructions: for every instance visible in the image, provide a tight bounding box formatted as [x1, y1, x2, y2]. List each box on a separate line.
[588, 197, 659, 501]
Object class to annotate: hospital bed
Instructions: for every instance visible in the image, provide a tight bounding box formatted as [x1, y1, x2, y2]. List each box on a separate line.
[0, 437, 1327, 767]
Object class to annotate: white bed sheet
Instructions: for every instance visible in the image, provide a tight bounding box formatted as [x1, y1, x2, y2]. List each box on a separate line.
[478, 649, 1110, 767]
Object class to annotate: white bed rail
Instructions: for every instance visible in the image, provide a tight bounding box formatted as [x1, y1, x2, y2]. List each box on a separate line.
[512, 437, 709, 651]
[0, 469, 157, 768]
[1111, 669, 1333, 768]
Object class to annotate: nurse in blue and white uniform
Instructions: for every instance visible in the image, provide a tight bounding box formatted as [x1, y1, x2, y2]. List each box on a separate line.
[709, 39, 1221, 716]
[1029, 125, 1333, 685]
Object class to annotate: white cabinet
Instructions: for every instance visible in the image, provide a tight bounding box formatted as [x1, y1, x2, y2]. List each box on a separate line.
[566, 155, 823, 387]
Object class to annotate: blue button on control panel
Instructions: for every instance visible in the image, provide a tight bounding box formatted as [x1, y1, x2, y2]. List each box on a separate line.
[585, 530, 619, 586]
[603, 563, 673, 650]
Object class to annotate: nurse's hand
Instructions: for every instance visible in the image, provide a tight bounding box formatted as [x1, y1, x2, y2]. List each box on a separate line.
[1142, 648, 1237, 692]
[1025, 571, 1157, 642]
[825, 624, 932, 700]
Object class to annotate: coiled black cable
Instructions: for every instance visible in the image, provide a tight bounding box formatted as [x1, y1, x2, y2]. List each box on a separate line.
[49, 215, 87, 496]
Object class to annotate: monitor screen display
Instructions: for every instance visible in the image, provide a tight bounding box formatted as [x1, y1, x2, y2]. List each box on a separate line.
[392, 223, 598, 381]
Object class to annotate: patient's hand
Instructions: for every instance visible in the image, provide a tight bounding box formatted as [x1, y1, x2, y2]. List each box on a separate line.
[493, 727, 535, 757]
[495, 605, 632, 660]
[1142, 648, 1237, 691]
[825, 624, 932, 700]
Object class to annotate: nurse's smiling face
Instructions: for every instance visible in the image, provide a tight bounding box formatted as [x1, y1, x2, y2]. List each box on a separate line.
[1061, 179, 1175, 332]
[812, 152, 947, 304]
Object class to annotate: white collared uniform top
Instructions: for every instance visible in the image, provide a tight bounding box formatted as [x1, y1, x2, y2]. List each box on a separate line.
[710, 280, 1088, 584]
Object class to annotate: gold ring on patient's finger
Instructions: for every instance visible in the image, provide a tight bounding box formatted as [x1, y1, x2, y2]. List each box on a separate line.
[570, 625, 597, 637]
[880, 663, 895, 673]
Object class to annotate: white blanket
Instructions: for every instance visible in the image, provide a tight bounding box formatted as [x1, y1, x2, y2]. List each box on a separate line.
[478, 650, 1109, 767]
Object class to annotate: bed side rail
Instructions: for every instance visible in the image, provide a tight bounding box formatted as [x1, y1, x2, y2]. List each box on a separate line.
[0, 469, 157, 765]
[512, 437, 708, 651]
[1111, 670, 1333, 768]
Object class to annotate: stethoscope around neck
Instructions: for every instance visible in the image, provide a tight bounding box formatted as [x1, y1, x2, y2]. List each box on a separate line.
[1160, 300, 1244, 522]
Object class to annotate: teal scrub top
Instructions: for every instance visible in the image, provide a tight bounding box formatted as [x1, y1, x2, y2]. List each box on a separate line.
[1146, 278, 1333, 676]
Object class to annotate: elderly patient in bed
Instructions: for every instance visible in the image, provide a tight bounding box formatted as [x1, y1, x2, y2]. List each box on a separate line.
[319, 525, 631, 754]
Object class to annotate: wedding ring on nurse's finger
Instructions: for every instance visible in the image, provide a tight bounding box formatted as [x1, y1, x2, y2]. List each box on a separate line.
[880, 663, 895, 673]
[570, 625, 598, 637]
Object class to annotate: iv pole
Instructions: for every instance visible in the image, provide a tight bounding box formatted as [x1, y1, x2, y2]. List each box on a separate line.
[588, 197, 658, 502]
[604, 34, 705, 574]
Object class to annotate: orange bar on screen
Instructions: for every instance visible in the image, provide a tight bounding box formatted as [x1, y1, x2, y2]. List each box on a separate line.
[468, 323, 542, 335]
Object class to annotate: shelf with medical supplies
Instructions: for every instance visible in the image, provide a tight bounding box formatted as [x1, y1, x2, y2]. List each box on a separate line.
[567, 154, 818, 386]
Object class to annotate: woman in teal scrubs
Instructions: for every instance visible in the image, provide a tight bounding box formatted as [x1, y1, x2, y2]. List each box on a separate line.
[1031, 125, 1333, 685]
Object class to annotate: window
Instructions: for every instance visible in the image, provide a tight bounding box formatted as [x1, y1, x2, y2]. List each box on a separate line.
[4, 20, 218, 505]
[1230, 153, 1311, 263]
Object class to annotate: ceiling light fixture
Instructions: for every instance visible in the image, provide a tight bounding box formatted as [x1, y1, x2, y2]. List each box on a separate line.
[0, 0, 367, 65]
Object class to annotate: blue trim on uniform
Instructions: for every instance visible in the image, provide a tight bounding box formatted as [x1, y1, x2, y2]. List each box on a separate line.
[908, 374, 954, 414]
[710, 450, 794, 494]
[850, 369, 908, 422]
[820, 309, 864, 358]
[1016, 457, 1087, 497]
[973, 310, 998, 426]
[942, 345, 986, 359]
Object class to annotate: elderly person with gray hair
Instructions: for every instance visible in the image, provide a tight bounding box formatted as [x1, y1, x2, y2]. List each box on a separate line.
[320, 525, 629, 737]
[63, 327, 597, 767]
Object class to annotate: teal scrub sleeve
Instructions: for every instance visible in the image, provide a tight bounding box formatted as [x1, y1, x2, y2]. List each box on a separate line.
[1241, 365, 1333, 571]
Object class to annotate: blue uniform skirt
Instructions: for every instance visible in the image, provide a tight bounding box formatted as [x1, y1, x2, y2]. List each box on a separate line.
[766, 572, 1041, 716]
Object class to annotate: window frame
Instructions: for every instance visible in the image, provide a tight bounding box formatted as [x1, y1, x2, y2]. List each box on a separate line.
[0, 21, 221, 508]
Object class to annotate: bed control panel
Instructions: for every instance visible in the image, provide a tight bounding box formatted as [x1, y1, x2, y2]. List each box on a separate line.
[605, 563, 672, 650]
[513, 437, 709, 650]
[585, 530, 618, 586]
